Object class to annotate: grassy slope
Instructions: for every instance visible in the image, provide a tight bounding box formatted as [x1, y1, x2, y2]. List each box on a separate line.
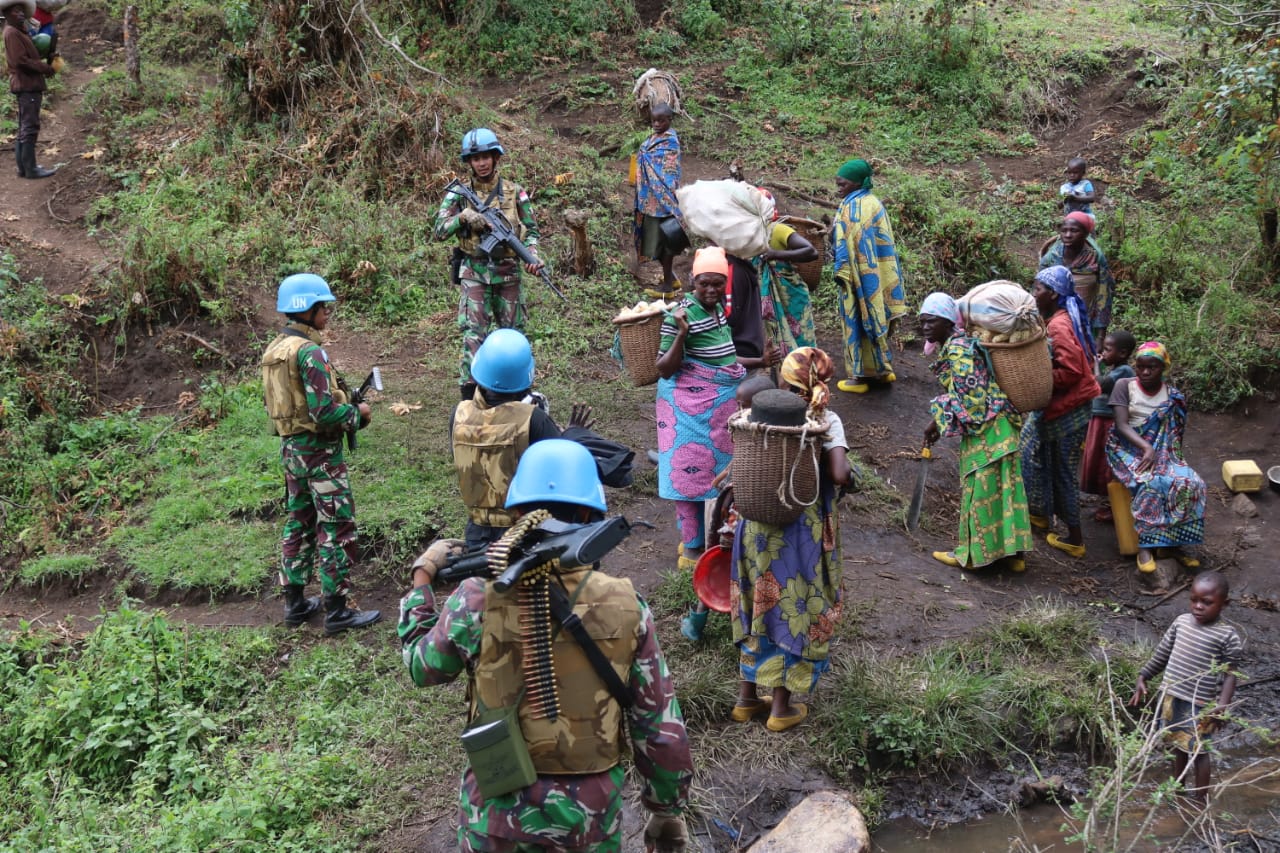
[0, 0, 1272, 846]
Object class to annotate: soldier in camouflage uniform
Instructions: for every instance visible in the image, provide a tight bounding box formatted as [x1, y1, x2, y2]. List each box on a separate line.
[399, 440, 692, 852]
[261, 273, 381, 635]
[435, 128, 544, 398]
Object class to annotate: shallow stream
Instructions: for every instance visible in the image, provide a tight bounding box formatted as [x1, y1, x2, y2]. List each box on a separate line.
[872, 750, 1280, 851]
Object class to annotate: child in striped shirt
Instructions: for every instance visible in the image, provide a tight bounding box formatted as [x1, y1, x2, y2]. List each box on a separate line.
[1129, 571, 1242, 801]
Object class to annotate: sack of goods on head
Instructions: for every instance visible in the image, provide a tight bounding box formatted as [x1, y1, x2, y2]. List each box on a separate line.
[632, 67, 688, 123]
[677, 180, 775, 259]
[959, 280, 1052, 413]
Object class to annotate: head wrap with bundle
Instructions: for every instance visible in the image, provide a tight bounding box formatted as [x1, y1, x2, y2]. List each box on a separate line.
[1134, 340, 1170, 369]
[918, 292, 963, 356]
[780, 346, 834, 414]
[836, 159, 873, 191]
[918, 292, 961, 325]
[1064, 211, 1095, 234]
[691, 245, 729, 278]
[1035, 265, 1096, 360]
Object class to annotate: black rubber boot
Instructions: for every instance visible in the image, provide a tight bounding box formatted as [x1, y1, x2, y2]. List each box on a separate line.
[282, 584, 320, 627]
[14, 142, 25, 178]
[323, 593, 381, 635]
[20, 141, 55, 179]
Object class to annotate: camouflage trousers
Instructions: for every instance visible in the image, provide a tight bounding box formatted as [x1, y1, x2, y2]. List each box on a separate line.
[458, 263, 525, 386]
[456, 766, 624, 852]
[279, 438, 357, 596]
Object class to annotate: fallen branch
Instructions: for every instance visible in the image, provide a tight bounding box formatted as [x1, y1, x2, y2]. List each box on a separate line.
[356, 0, 451, 85]
[761, 180, 837, 210]
[174, 330, 229, 360]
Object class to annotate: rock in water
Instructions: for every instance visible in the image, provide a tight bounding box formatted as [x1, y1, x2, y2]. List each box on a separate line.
[747, 790, 869, 853]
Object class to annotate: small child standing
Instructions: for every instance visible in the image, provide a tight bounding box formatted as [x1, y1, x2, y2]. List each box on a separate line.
[1079, 329, 1136, 521]
[1060, 157, 1097, 223]
[1129, 571, 1243, 802]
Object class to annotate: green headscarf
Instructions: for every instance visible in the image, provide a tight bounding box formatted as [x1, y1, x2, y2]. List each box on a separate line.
[837, 158, 873, 190]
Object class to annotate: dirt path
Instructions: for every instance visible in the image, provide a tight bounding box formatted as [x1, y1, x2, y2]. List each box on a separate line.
[0, 8, 119, 298]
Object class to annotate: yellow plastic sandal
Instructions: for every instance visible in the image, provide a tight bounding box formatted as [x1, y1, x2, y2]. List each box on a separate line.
[1046, 533, 1086, 558]
[1136, 553, 1157, 574]
[837, 380, 870, 394]
[1029, 515, 1050, 530]
[730, 699, 771, 723]
[932, 551, 962, 567]
[766, 703, 808, 732]
[1004, 556, 1026, 573]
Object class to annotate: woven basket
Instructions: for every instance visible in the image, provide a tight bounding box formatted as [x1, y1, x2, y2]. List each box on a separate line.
[780, 215, 826, 289]
[981, 324, 1053, 414]
[728, 410, 828, 526]
[614, 313, 663, 387]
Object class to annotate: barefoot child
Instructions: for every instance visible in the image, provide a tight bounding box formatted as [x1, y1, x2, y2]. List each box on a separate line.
[1129, 571, 1242, 802]
[1079, 329, 1135, 521]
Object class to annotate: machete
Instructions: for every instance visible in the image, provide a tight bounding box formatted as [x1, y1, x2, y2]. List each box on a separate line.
[906, 446, 932, 532]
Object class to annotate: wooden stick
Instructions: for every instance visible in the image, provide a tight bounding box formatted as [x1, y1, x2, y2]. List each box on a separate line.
[761, 180, 837, 210]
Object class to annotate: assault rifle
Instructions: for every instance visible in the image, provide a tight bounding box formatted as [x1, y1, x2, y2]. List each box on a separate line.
[444, 179, 566, 302]
[345, 367, 383, 453]
[437, 516, 648, 592]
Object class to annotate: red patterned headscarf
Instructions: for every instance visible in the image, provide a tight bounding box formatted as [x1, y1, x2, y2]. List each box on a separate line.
[780, 347, 834, 414]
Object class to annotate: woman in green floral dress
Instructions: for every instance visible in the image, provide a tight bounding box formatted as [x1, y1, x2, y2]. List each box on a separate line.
[729, 347, 852, 732]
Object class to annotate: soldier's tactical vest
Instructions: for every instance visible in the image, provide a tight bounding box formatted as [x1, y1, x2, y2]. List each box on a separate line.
[261, 326, 348, 438]
[451, 395, 534, 527]
[473, 569, 641, 775]
[457, 177, 526, 258]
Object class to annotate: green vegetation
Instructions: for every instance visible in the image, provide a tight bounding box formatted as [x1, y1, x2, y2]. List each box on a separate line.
[0, 597, 1145, 843]
[817, 601, 1142, 776]
[0, 608, 462, 851]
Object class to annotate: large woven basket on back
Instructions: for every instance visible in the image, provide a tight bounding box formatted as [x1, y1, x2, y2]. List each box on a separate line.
[779, 215, 826, 289]
[613, 313, 664, 387]
[981, 324, 1053, 414]
[728, 409, 829, 526]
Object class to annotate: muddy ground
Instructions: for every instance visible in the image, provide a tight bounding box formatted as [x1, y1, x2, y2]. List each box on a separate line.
[1, 16, 1278, 852]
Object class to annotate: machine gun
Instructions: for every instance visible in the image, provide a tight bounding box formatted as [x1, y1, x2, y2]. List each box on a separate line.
[437, 515, 646, 592]
[345, 367, 382, 453]
[444, 179, 566, 302]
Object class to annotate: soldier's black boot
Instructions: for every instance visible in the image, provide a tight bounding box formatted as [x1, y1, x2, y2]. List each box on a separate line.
[282, 584, 320, 627]
[19, 140, 55, 179]
[323, 593, 381, 635]
[14, 142, 25, 178]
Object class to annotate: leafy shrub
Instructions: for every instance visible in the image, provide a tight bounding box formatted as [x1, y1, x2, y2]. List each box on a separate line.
[819, 602, 1142, 774]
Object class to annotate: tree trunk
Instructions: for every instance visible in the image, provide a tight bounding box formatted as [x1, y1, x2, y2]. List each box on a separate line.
[563, 209, 595, 277]
[124, 6, 140, 88]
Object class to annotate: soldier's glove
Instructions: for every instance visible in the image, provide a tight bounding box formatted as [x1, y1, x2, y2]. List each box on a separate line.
[644, 814, 689, 853]
[459, 208, 489, 232]
[410, 538, 465, 586]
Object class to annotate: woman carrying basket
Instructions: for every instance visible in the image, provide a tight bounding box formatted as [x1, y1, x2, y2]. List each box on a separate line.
[920, 293, 1033, 572]
[729, 347, 852, 732]
[1020, 266, 1101, 558]
[1039, 212, 1115, 343]
[656, 247, 748, 614]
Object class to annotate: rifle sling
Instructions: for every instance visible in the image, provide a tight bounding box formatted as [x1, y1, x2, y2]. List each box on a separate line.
[548, 574, 634, 710]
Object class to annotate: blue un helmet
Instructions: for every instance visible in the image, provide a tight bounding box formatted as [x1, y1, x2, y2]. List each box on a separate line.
[460, 128, 505, 162]
[505, 439, 607, 513]
[276, 273, 336, 314]
[470, 329, 535, 394]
